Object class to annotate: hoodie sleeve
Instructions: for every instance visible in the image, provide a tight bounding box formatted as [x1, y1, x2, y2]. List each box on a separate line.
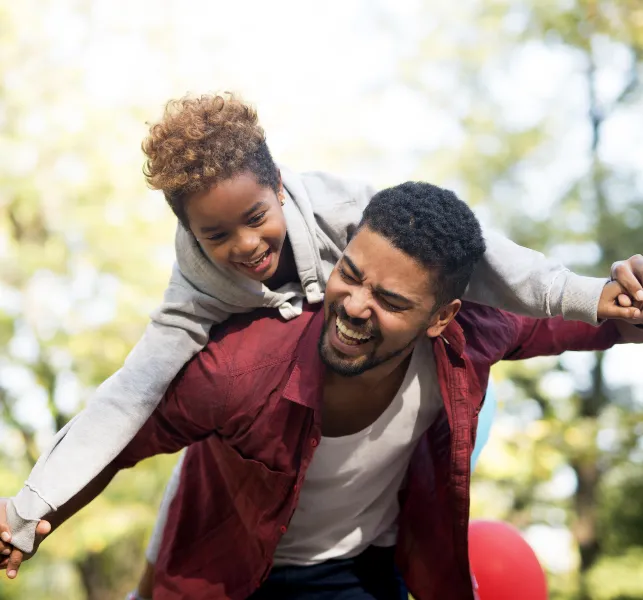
[293, 170, 607, 325]
[6, 228, 252, 554]
[465, 228, 607, 325]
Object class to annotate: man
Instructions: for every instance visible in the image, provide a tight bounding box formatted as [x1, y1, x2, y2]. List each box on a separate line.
[1, 182, 641, 600]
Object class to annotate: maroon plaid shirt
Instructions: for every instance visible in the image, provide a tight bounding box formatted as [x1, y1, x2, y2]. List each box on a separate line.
[114, 302, 620, 600]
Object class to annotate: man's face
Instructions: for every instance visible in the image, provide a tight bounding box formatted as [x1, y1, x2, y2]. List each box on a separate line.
[319, 226, 449, 377]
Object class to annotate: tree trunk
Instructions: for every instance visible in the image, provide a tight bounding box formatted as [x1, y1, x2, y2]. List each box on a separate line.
[572, 352, 607, 599]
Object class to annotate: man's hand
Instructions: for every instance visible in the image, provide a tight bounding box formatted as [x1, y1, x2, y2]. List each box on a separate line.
[0, 500, 51, 580]
[610, 254, 643, 315]
[615, 319, 643, 343]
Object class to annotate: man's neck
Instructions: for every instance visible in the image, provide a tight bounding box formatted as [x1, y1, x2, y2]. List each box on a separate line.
[321, 346, 416, 437]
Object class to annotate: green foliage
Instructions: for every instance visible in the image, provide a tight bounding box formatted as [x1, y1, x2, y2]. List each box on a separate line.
[0, 1, 642, 599]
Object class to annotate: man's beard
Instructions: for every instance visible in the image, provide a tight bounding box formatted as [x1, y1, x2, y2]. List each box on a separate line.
[317, 303, 416, 377]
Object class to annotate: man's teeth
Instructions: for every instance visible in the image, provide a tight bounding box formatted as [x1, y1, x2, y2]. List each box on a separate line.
[336, 317, 372, 344]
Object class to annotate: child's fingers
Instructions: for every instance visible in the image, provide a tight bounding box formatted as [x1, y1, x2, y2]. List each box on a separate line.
[618, 293, 633, 308]
[601, 303, 642, 321]
[35, 520, 51, 537]
[0, 508, 12, 557]
[0, 527, 11, 546]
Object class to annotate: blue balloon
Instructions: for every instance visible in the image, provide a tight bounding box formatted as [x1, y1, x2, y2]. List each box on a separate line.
[471, 380, 497, 470]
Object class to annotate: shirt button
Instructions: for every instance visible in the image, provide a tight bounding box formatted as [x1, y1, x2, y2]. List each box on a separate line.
[310, 438, 318, 447]
[280, 525, 288, 534]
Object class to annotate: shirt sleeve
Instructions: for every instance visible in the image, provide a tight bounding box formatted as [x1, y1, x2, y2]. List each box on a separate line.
[7, 262, 234, 555]
[500, 313, 622, 361]
[464, 227, 607, 325]
[112, 353, 229, 469]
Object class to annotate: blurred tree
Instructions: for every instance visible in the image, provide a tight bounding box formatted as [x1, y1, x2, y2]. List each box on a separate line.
[385, 0, 643, 598]
[0, 1, 178, 598]
[1, 0, 641, 599]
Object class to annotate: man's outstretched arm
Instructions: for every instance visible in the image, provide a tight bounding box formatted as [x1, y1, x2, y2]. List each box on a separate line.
[502, 281, 642, 361]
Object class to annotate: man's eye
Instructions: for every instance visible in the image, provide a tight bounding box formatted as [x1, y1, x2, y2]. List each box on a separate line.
[248, 212, 267, 226]
[379, 297, 404, 312]
[339, 267, 357, 283]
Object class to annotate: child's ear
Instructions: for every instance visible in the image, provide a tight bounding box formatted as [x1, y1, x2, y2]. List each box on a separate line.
[277, 170, 285, 205]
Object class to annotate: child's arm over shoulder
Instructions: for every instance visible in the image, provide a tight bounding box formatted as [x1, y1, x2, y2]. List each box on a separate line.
[286, 169, 606, 324]
[465, 227, 608, 325]
[283, 167, 642, 325]
[5, 261, 239, 556]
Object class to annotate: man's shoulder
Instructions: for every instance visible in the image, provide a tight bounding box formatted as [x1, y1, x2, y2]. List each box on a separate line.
[456, 302, 519, 361]
[206, 303, 322, 374]
[457, 301, 512, 329]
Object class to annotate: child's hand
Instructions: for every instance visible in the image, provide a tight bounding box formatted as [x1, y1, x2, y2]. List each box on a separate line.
[598, 281, 643, 324]
[0, 499, 51, 579]
[598, 255, 643, 321]
[611, 254, 643, 313]
[0, 499, 12, 561]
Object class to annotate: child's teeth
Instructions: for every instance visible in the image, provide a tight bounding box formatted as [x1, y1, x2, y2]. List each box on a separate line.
[245, 252, 266, 267]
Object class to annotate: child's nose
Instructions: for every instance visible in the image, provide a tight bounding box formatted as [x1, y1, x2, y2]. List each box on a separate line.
[234, 232, 261, 257]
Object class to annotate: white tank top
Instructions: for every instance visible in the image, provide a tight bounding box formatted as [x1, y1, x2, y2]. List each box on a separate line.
[273, 338, 442, 566]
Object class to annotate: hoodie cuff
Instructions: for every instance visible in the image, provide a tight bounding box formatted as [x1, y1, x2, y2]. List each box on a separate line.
[559, 273, 608, 325]
[6, 488, 53, 554]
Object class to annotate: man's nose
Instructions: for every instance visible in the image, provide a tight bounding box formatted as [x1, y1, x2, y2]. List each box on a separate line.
[343, 289, 372, 321]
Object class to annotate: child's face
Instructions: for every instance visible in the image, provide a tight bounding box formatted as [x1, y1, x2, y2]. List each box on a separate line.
[186, 171, 287, 282]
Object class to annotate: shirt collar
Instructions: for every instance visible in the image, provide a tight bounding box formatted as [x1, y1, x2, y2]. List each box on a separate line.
[437, 318, 466, 357]
[282, 306, 326, 410]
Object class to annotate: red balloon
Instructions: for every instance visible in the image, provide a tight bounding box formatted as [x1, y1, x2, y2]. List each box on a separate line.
[469, 520, 548, 600]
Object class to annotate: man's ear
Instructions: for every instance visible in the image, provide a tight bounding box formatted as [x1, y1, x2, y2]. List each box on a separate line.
[426, 299, 462, 338]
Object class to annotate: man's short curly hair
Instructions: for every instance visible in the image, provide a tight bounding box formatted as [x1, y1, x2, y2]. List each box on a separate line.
[142, 93, 280, 228]
[359, 182, 486, 307]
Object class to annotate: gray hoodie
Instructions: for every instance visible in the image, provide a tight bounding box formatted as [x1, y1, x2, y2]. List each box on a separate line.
[6, 167, 606, 553]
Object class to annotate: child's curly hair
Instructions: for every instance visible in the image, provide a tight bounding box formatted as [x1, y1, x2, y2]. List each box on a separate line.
[142, 93, 280, 228]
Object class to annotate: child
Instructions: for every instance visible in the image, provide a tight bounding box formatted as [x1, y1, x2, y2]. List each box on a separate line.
[1, 93, 627, 566]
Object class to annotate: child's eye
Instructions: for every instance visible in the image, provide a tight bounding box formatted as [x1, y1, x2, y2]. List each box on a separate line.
[248, 211, 267, 226]
[206, 232, 227, 243]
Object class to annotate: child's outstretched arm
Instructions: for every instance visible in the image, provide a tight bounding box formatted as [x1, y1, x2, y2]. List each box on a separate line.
[299, 170, 641, 326]
[1, 335, 230, 579]
[465, 230, 642, 324]
[3, 261, 243, 557]
[464, 228, 604, 323]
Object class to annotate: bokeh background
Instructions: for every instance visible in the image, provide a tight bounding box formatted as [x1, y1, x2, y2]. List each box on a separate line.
[1, 0, 642, 598]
